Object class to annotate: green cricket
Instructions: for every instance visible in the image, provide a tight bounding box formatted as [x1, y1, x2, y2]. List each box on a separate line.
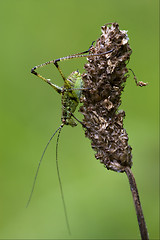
[27, 43, 113, 234]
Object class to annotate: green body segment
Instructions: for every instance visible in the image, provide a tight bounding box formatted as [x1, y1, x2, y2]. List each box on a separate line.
[61, 71, 83, 127]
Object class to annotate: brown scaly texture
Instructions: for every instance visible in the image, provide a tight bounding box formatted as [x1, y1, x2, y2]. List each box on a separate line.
[80, 22, 133, 172]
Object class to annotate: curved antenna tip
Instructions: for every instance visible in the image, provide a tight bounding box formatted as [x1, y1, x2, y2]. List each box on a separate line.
[26, 124, 64, 208]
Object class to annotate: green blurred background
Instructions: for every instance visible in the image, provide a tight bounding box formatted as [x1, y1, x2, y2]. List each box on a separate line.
[0, 0, 159, 239]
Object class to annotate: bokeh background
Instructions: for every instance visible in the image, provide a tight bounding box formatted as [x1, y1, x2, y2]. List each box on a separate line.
[0, 0, 159, 239]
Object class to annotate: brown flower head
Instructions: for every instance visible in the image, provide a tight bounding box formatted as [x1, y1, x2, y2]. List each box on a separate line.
[80, 22, 133, 172]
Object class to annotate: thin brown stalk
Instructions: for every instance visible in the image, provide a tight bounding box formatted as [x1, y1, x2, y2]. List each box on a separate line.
[124, 167, 149, 240]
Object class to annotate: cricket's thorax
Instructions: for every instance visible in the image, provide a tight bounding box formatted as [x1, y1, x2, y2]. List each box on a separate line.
[61, 71, 83, 127]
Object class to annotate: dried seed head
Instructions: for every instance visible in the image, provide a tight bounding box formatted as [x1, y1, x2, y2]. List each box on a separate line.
[80, 22, 133, 172]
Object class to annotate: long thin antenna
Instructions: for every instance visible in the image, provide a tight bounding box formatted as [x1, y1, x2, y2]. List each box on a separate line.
[56, 126, 71, 235]
[26, 124, 64, 208]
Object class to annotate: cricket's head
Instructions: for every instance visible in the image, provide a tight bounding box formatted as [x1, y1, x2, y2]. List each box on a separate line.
[61, 116, 77, 127]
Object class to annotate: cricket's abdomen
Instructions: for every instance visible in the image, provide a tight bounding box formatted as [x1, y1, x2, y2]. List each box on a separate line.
[61, 71, 83, 127]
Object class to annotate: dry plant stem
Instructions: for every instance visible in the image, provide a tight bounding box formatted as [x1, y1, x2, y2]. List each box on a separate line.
[125, 167, 149, 240]
[80, 22, 149, 239]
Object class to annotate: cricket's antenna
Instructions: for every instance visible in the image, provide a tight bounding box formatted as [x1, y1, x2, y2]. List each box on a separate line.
[56, 126, 71, 235]
[26, 124, 64, 208]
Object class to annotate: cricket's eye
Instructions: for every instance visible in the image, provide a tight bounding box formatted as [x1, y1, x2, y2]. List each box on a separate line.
[62, 119, 66, 123]
[62, 118, 69, 125]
